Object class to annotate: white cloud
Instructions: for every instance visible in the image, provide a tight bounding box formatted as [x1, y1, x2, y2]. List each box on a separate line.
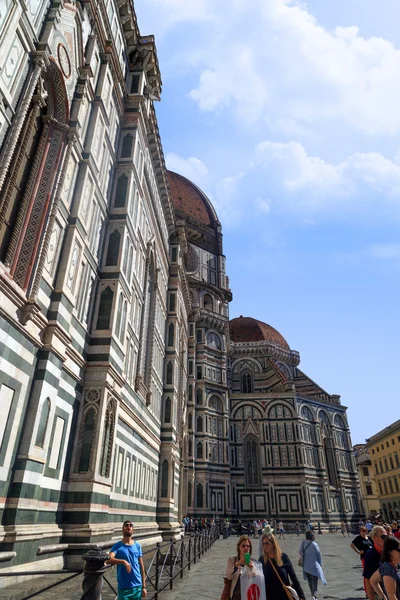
[368, 244, 400, 259]
[151, 0, 400, 135]
[165, 153, 209, 188]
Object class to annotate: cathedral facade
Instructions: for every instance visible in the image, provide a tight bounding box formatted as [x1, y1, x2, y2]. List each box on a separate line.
[0, 0, 361, 571]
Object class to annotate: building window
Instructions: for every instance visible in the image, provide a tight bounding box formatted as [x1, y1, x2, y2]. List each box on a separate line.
[166, 361, 173, 385]
[196, 329, 203, 343]
[164, 397, 171, 424]
[96, 287, 114, 330]
[188, 360, 193, 376]
[241, 372, 253, 393]
[161, 459, 168, 497]
[78, 409, 96, 472]
[105, 230, 121, 265]
[207, 332, 221, 350]
[362, 466, 369, 477]
[188, 384, 193, 402]
[188, 413, 193, 429]
[244, 436, 260, 485]
[196, 388, 203, 404]
[196, 366, 202, 380]
[197, 415, 203, 433]
[114, 174, 128, 208]
[203, 294, 213, 311]
[171, 247, 178, 263]
[167, 323, 175, 347]
[188, 438, 193, 457]
[197, 441, 203, 459]
[169, 293, 176, 312]
[366, 484, 373, 496]
[196, 482, 203, 508]
[99, 401, 114, 478]
[121, 134, 133, 159]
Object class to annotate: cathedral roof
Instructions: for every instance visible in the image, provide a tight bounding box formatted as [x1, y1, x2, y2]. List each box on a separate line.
[167, 171, 219, 228]
[229, 316, 290, 350]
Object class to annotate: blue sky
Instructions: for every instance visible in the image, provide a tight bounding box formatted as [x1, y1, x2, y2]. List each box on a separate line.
[135, 0, 400, 445]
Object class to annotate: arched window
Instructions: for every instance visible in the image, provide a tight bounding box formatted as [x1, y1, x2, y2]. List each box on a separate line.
[323, 437, 338, 488]
[105, 230, 121, 265]
[127, 245, 134, 279]
[164, 397, 171, 423]
[188, 384, 193, 403]
[334, 414, 345, 429]
[161, 459, 169, 497]
[204, 294, 213, 311]
[166, 361, 173, 384]
[188, 413, 193, 430]
[319, 411, 330, 428]
[209, 395, 223, 412]
[120, 300, 128, 340]
[241, 371, 253, 393]
[115, 292, 123, 337]
[100, 400, 114, 477]
[197, 441, 203, 459]
[301, 406, 314, 422]
[188, 481, 192, 507]
[121, 134, 133, 158]
[196, 482, 203, 507]
[212, 446, 217, 463]
[244, 436, 260, 485]
[197, 415, 203, 433]
[96, 287, 114, 330]
[188, 438, 193, 457]
[78, 408, 96, 472]
[35, 398, 51, 448]
[196, 388, 203, 404]
[207, 332, 221, 350]
[167, 323, 175, 347]
[114, 174, 128, 208]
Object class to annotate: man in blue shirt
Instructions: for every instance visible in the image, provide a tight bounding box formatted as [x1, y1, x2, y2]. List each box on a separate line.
[107, 521, 147, 600]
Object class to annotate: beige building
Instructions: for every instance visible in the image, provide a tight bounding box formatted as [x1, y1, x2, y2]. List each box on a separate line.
[366, 420, 400, 521]
[353, 444, 380, 517]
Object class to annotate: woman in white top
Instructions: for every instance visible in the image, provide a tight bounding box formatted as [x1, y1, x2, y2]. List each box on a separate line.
[223, 535, 255, 600]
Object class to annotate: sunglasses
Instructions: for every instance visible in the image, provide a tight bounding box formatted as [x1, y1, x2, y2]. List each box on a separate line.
[124, 523, 133, 527]
[380, 534, 387, 539]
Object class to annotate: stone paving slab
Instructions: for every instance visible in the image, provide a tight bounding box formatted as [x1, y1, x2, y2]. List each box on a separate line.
[0, 533, 366, 600]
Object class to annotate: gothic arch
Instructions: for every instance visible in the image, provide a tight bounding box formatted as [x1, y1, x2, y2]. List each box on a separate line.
[244, 434, 261, 486]
[232, 358, 262, 374]
[267, 401, 294, 419]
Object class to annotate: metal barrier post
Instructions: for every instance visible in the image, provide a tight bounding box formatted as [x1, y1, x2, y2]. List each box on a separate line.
[180, 538, 184, 578]
[193, 534, 197, 564]
[188, 536, 191, 570]
[81, 549, 108, 600]
[155, 542, 160, 600]
[202, 531, 205, 555]
[169, 539, 174, 590]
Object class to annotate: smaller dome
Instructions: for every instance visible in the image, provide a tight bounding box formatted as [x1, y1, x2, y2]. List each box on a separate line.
[229, 316, 290, 350]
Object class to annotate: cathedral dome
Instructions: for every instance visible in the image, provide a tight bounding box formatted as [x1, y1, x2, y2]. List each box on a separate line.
[167, 170, 219, 227]
[229, 316, 290, 350]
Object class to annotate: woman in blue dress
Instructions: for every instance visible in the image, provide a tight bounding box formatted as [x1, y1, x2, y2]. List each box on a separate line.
[370, 536, 400, 600]
[298, 531, 326, 600]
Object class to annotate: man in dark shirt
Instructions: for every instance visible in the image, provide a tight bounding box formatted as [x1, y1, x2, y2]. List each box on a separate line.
[363, 526, 386, 600]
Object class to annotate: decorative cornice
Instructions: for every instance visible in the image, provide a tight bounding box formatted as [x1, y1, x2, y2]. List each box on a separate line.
[230, 340, 300, 366]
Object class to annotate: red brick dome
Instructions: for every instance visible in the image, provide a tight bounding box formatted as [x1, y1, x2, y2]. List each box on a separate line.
[229, 316, 290, 349]
[167, 171, 219, 227]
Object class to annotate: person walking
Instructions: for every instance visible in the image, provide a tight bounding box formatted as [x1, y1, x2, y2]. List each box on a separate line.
[259, 531, 305, 600]
[107, 521, 147, 599]
[340, 521, 346, 537]
[363, 525, 387, 600]
[278, 520, 285, 540]
[237, 520, 243, 537]
[370, 536, 400, 600]
[350, 525, 373, 595]
[222, 535, 255, 600]
[299, 531, 326, 600]
[295, 521, 301, 536]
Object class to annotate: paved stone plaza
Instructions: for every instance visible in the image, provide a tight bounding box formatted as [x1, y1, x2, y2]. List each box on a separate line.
[0, 532, 367, 600]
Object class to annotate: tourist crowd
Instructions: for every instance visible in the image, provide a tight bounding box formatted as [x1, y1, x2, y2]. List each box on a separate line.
[219, 517, 400, 600]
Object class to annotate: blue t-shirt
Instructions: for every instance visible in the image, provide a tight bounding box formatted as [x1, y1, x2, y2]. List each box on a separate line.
[111, 541, 143, 589]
